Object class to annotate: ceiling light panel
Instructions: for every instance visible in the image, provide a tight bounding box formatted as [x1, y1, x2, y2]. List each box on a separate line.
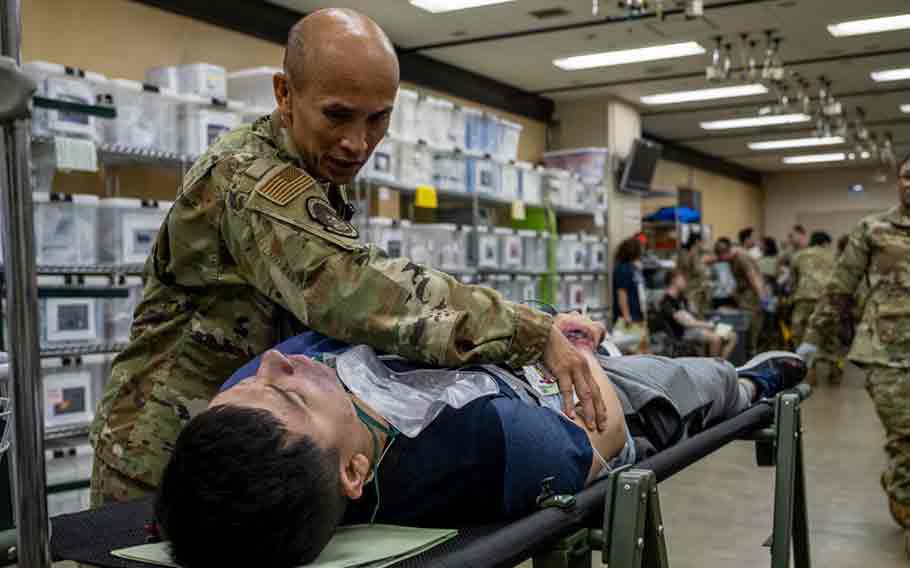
[783, 153, 847, 165]
[748, 136, 845, 150]
[641, 84, 768, 105]
[409, 0, 516, 13]
[553, 42, 705, 71]
[700, 114, 811, 130]
[902, 104, 910, 114]
[827, 14, 910, 37]
[871, 68, 910, 82]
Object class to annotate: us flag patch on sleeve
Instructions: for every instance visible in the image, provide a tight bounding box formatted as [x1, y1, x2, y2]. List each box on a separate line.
[254, 164, 315, 206]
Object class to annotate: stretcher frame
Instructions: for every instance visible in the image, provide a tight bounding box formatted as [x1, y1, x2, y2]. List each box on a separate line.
[528, 386, 811, 568]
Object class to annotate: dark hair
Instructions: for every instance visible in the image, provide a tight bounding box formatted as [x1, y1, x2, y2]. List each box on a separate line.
[615, 237, 642, 264]
[792, 225, 806, 235]
[156, 405, 346, 568]
[737, 227, 754, 245]
[762, 237, 778, 257]
[809, 231, 832, 247]
[683, 232, 703, 250]
[714, 237, 732, 256]
[837, 234, 849, 255]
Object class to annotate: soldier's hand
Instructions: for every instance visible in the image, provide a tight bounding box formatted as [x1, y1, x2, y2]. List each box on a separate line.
[542, 325, 608, 432]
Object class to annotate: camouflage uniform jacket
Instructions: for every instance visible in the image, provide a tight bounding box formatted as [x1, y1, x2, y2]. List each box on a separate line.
[730, 249, 762, 310]
[676, 248, 709, 291]
[790, 246, 835, 302]
[90, 112, 553, 486]
[805, 207, 910, 368]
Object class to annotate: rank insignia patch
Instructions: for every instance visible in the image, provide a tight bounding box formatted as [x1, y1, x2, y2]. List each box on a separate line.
[255, 164, 315, 206]
[307, 197, 359, 239]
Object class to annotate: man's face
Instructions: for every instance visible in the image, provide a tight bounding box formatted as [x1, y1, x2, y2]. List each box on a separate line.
[898, 161, 910, 211]
[674, 274, 688, 292]
[273, 60, 397, 185]
[212, 350, 358, 452]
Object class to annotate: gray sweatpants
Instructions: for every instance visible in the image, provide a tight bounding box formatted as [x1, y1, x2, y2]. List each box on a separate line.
[598, 355, 752, 456]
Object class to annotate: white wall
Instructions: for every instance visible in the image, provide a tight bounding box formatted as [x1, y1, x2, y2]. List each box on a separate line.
[763, 167, 897, 241]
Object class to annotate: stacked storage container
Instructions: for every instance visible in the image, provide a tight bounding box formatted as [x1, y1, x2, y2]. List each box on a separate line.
[97, 198, 169, 265]
[500, 163, 519, 202]
[466, 157, 500, 196]
[433, 152, 467, 193]
[23, 61, 107, 141]
[227, 66, 281, 113]
[391, 89, 419, 143]
[473, 226, 500, 269]
[38, 276, 103, 349]
[42, 357, 95, 432]
[495, 119, 522, 162]
[438, 225, 469, 272]
[177, 99, 241, 157]
[103, 275, 143, 345]
[498, 228, 523, 269]
[46, 442, 94, 517]
[520, 230, 548, 273]
[363, 138, 399, 183]
[365, 217, 408, 258]
[398, 142, 433, 187]
[516, 162, 543, 206]
[33, 192, 99, 266]
[147, 63, 228, 100]
[99, 79, 180, 154]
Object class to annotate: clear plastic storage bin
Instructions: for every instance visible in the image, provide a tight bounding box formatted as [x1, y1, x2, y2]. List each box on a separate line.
[227, 67, 281, 112]
[398, 142, 434, 187]
[466, 158, 500, 195]
[464, 108, 485, 153]
[448, 106, 467, 151]
[365, 217, 407, 258]
[473, 226, 500, 269]
[178, 101, 240, 157]
[39, 277, 102, 348]
[147, 63, 227, 100]
[97, 198, 168, 265]
[23, 61, 107, 140]
[104, 276, 142, 344]
[517, 162, 543, 205]
[42, 357, 95, 431]
[498, 228, 523, 269]
[363, 138, 399, 183]
[391, 89, 419, 142]
[543, 147, 610, 186]
[433, 152, 466, 193]
[439, 226, 469, 272]
[584, 235, 607, 271]
[544, 169, 571, 208]
[33, 192, 99, 266]
[100, 79, 179, 153]
[495, 119, 522, 162]
[520, 230, 547, 273]
[405, 223, 436, 267]
[557, 234, 587, 271]
[46, 441, 94, 517]
[500, 163, 519, 201]
[417, 96, 454, 149]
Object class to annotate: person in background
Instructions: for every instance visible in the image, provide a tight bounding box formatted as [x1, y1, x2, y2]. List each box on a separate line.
[714, 237, 768, 357]
[778, 224, 808, 281]
[676, 233, 711, 318]
[758, 237, 779, 282]
[658, 269, 737, 359]
[738, 227, 761, 259]
[612, 238, 647, 350]
[798, 152, 910, 556]
[789, 231, 837, 385]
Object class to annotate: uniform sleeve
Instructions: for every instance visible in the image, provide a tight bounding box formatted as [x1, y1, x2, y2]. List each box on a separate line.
[217, 160, 553, 368]
[804, 222, 868, 353]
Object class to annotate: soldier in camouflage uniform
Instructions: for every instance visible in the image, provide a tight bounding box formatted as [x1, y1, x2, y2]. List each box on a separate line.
[714, 237, 768, 357]
[90, 9, 608, 506]
[789, 231, 837, 384]
[799, 153, 910, 554]
[677, 233, 711, 318]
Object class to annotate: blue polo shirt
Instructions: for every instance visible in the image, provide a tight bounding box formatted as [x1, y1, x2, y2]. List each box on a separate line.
[223, 332, 593, 526]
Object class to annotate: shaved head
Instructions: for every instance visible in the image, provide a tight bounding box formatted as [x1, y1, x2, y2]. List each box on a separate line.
[273, 9, 399, 184]
[284, 8, 398, 91]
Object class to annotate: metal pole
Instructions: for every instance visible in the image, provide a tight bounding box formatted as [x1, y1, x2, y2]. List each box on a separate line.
[0, 0, 53, 566]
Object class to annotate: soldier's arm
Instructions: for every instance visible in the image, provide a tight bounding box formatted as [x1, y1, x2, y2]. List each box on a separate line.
[803, 222, 868, 353]
[218, 159, 553, 368]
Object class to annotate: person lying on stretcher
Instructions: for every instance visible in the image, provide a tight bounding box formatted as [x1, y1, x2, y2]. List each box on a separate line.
[155, 312, 806, 568]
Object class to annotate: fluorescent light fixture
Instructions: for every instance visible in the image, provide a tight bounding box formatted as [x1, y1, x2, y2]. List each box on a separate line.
[409, 0, 515, 13]
[828, 14, 910, 37]
[554, 41, 705, 71]
[749, 136, 844, 151]
[901, 104, 910, 113]
[641, 84, 768, 105]
[700, 113, 811, 130]
[783, 153, 847, 165]
[871, 68, 910, 82]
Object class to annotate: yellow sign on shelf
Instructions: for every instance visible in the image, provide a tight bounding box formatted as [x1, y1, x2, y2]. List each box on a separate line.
[415, 185, 438, 209]
[511, 200, 526, 220]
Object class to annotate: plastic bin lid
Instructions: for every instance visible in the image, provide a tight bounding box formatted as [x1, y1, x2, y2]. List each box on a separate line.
[396, 88, 419, 100]
[174, 93, 209, 105]
[81, 354, 107, 365]
[71, 194, 100, 205]
[227, 66, 282, 79]
[40, 357, 66, 370]
[368, 216, 395, 226]
[112, 78, 143, 91]
[461, 106, 482, 116]
[37, 275, 65, 286]
[98, 197, 142, 208]
[517, 229, 537, 237]
[516, 275, 533, 281]
[178, 62, 226, 71]
[23, 61, 64, 74]
[417, 223, 457, 231]
[431, 98, 454, 109]
[493, 227, 514, 235]
[158, 200, 174, 210]
[32, 192, 50, 203]
[543, 147, 609, 157]
[226, 100, 247, 111]
[499, 119, 523, 130]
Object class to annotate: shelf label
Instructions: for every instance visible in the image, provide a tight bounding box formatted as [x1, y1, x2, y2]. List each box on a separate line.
[415, 185, 438, 209]
[594, 209, 605, 227]
[54, 136, 98, 172]
[511, 200, 526, 221]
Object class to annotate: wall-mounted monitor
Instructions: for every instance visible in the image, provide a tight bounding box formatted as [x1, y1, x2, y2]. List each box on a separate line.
[619, 139, 662, 194]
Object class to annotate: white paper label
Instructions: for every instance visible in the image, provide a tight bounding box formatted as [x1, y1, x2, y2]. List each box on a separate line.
[54, 137, 98, 172]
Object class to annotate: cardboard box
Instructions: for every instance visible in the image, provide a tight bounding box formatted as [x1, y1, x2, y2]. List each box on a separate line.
[369, 186, 401, 219]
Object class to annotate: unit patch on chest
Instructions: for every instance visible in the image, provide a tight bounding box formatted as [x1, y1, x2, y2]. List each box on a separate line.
[306, 197, 359, 239]
[254, 163, 316, 207]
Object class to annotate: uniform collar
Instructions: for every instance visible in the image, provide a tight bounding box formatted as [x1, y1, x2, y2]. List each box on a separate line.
[884, 206, 910, 228]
